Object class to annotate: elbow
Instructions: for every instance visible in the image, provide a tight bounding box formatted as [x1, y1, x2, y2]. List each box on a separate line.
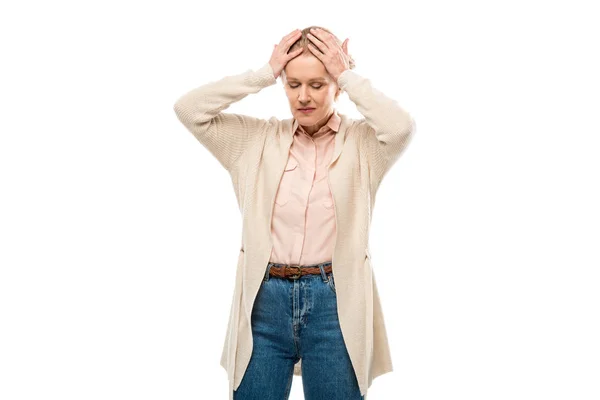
[173, 99, 191, 126]
[407, 116, 416, 139]
[173, 98, 184, 118]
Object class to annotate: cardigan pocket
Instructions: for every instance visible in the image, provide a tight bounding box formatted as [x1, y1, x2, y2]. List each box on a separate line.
[275, 159, 298, 206]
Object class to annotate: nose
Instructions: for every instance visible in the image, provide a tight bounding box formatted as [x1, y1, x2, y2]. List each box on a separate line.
[298, 86, 310, 103]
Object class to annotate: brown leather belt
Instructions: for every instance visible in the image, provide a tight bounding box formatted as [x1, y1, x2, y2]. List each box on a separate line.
[267, 262, 332, 280]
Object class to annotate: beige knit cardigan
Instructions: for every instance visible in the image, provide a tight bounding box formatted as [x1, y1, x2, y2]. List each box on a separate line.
[173, 61, 416, 399]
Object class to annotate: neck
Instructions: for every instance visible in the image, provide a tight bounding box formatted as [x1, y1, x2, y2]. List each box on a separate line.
[301, 110, 334, 135]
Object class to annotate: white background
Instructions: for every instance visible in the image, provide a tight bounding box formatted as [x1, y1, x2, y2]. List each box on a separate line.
[1, 0, 599, 399]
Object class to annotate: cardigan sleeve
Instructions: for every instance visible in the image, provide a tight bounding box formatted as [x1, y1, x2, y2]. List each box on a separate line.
[173, 62, 278, 172]
[337, 69, 416, 187]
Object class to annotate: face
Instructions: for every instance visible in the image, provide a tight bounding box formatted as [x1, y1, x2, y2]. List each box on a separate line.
[283, 53, 339, 132]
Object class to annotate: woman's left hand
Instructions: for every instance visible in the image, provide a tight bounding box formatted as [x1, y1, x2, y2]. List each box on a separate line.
[307, 28, 352, 82]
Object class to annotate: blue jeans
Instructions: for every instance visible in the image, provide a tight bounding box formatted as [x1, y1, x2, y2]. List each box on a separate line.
[233, 262, 364, 400]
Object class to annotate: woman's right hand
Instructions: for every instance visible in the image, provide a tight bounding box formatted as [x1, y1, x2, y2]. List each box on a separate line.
[269, 29, 304, 80]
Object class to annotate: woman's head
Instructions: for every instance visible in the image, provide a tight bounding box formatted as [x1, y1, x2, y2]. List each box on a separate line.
[281, 26, 355, 130]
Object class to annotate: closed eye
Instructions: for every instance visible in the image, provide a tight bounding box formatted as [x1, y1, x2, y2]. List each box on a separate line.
[289, 84, 323, 89]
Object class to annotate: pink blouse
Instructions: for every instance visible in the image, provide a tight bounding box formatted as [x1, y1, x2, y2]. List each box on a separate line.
[268, 110, 341, 266]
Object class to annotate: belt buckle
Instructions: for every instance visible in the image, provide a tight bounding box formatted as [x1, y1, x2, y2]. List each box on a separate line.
[285, 265, 302, 280]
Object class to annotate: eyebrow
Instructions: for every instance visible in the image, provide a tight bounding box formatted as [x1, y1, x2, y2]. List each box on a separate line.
[287, 77, 327, 82]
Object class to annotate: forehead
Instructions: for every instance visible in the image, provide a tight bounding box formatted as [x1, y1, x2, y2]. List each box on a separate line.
[284, 54, 330, 81]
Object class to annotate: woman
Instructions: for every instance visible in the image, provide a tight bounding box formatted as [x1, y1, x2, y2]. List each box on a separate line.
[173, 26, 416, 400]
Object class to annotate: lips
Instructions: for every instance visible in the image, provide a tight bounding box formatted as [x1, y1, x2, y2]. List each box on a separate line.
[298, 108, 315, 111]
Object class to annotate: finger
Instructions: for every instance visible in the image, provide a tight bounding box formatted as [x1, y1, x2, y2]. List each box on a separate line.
[319, 31, 338, 49]
[307, 42, 324, 59]
[309, 27, 326, 38]
[307, 31, 327, 48]
[279, 33, 301, 54]
[307, 33, 327, 53]
[310, 28, 335, 48]
[342, 39, 348, 54]
[285, 32, 302, 49]
[285, 49, 303, 64]
[283, 29, 299, 40]
[281, 29, 301, 45]
[286, 47, 304, 60]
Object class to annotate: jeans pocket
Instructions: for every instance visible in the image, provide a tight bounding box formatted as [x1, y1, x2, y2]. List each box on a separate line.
[326, 272, 336, 294]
